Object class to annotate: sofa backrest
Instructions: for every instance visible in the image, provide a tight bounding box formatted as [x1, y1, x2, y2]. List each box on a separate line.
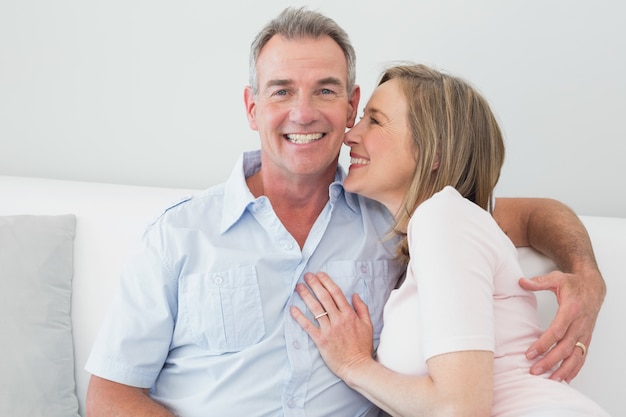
[519, 215, 626, 416]
[1, 176, 197, 416]
[1, 175, 624, 416]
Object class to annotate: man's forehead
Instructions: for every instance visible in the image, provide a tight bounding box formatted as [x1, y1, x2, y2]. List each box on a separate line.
[256, 35, 349, 87]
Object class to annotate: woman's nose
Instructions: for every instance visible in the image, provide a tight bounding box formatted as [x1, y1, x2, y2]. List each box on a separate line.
[344, 120, 361, 145]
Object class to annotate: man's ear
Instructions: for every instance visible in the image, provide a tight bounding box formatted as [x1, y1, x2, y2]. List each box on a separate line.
[346, 85, 361, 128]
[244, 86, 258, 131]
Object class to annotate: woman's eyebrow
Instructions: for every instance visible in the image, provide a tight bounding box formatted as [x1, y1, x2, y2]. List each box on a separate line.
[366, 106, 390, 122]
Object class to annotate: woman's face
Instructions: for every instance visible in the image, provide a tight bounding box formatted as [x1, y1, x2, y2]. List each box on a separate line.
[343, 78, 417, 216]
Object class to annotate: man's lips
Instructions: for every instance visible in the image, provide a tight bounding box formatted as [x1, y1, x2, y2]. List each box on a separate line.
[285, 133, 324, 144]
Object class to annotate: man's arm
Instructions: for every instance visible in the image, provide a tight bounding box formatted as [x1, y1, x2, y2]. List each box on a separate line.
[86, 376, 175, 417]
[493, 197, 606, 383]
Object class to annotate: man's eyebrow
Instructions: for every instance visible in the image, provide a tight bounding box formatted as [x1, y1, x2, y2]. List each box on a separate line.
[317, 77, 343, 87]
[263, 77, 344, 91]
[265, 79, 292, 88]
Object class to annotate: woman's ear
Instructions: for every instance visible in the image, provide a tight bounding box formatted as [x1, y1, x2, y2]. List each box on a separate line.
[432, 150, 441, 171]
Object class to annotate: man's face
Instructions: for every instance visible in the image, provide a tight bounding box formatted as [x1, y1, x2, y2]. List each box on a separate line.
[244, 35, 360, 180]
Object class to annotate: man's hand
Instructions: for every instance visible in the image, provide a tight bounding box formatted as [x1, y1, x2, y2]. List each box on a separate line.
[520, 266, 605, 383]
[494, 197, 606, 382]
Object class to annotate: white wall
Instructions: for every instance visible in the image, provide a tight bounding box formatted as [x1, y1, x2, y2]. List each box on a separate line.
[1, 0, 625, 217]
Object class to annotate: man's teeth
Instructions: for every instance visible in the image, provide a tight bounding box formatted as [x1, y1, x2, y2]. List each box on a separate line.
[350, 157, 369, 165]
[286, 133, 323, 144]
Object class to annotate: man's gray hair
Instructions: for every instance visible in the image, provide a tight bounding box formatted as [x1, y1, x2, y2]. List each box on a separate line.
[249, 7, 356, 96]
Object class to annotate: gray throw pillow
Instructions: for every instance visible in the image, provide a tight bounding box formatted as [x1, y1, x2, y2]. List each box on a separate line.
[0, 214, 80, 417]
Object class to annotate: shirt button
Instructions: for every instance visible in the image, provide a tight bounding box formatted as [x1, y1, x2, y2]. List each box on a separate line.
[292, 340, 301, 349]
[214, 276, 223, 285]
[287, 399, 296, 408]
[360, 265, 368, 274]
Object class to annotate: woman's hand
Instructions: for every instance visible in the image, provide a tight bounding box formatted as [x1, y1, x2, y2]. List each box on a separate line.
[290, 272, 375, 381]
[291, 272, 494, 417]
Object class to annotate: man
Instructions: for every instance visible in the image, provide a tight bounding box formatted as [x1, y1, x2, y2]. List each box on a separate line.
[85, 7, 605, 416]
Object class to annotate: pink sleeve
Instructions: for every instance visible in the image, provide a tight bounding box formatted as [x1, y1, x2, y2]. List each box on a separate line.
[408, 188, 497, 360]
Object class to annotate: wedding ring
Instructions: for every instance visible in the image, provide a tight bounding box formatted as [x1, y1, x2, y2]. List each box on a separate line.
[314, 311, 328, 320]
[575, 341, 587, 357]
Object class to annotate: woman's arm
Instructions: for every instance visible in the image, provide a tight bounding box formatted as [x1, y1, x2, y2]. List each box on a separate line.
[493, 197, 606, 382]
[291, 272, 492, 417]
[343, 348, 493, 417]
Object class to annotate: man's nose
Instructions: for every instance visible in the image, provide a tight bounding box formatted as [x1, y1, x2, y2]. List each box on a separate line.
[289, 95, 318, 124]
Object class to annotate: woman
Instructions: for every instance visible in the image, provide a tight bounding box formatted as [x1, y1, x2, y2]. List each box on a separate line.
[290, 64, 610, 417]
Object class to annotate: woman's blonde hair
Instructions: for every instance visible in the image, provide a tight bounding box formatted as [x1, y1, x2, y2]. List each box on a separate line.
[382, 64, 505, 261]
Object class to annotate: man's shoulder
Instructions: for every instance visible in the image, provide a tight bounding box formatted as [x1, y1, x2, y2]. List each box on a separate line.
[148, 182, 227, 227]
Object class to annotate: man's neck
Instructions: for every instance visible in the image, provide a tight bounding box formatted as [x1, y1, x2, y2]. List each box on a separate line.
[246, 168, 336, 248]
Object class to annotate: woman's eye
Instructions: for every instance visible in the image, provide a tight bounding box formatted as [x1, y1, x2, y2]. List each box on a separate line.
[360, 111, 380, 126]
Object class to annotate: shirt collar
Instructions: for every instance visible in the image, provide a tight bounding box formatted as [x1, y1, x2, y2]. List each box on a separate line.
[331, 165, 360, 215]
[220, 151, 359, 233]
[220, 151, 259, 233]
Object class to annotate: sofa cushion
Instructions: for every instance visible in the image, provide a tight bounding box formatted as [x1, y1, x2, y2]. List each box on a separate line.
[0, 214, 80, 417]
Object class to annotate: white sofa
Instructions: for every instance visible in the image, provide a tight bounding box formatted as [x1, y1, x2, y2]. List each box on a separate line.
[0, 175, 623, 416]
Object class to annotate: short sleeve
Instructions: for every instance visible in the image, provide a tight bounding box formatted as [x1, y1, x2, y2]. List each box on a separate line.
[85, 224, 178, 388]
[408, 187, 497, 360]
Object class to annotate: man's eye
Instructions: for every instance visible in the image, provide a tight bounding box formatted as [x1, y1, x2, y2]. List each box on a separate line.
[274, 89, 288, 96]
[321, 88, 334, 95]
[369, 116, 380, 125]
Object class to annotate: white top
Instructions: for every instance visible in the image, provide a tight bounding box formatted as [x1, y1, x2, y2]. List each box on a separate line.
[376, 186, 610, 416]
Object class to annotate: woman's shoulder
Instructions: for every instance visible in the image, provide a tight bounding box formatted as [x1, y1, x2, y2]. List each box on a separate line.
[412, 186, 480, 220]
[409, 186, 497, 237]
[408, 186, 515, 263]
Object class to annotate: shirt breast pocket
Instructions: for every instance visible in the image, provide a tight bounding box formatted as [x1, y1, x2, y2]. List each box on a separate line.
[325, 260, 395, 340]
[180, 265, 265, 354]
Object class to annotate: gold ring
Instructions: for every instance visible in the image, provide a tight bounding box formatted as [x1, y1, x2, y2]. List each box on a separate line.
[575, 341, 587, 357]
[314, 311, 328, 320]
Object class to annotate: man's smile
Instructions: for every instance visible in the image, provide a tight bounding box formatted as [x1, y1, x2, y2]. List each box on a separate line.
[285, 133, 324, 144]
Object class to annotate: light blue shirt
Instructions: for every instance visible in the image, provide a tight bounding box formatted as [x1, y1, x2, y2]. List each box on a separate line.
[86, 150, 402, 417]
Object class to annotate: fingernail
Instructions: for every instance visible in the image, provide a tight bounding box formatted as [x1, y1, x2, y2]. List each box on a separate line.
[531, 366, 543, 375]
[527, 349, 538, 360]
